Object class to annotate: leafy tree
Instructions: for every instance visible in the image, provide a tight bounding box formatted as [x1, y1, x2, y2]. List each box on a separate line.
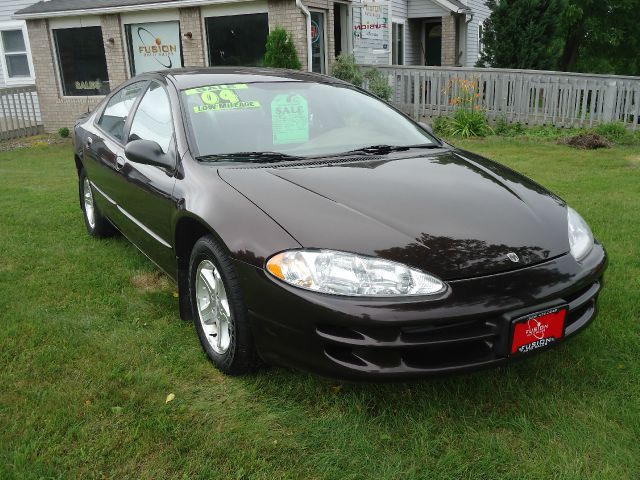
[559, 0, 640, 75]
[477, 0, 564, 70]
[264, 28, 301, 69]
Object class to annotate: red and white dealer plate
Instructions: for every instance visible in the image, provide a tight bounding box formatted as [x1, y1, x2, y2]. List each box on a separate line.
[511, 306, 567, 355]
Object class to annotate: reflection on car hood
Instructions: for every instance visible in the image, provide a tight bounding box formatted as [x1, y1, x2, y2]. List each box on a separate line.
[218, 150, 570, 280]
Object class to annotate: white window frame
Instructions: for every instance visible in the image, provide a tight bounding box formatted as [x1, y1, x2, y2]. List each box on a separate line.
[0, 21, 35, 85]
[477, 20, 484, 59]
[201, 1, 268, 67]
[391, 18, 405, 66]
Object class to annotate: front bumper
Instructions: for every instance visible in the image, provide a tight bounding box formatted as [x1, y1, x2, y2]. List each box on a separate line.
[234, 244, 607, 380]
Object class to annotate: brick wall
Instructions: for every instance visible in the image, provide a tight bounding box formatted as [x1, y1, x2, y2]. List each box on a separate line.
[268, 0, 308, 69]
[27, 19, 103, 133]
[100, 14, 128, 87]
[179, 7, 205, 67]
[441, 13, 456, 67]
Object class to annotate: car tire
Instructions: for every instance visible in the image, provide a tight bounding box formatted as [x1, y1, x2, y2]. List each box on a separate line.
[189, 235, 258, 375]
[79, 169, 115, 238]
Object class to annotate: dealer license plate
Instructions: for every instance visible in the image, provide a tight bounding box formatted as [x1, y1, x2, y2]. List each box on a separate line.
[511, 306, 567, 355]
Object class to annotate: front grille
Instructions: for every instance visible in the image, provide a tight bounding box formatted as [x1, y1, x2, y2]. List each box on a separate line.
[317, 278, 602, 372]
[318, 317, 499, 371]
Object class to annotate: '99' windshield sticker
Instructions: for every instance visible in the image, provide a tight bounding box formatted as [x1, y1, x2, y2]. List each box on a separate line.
[185, 84, 261, 113]
[271, 94, 309, 145]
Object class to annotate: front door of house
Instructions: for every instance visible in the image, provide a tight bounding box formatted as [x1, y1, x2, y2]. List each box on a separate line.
[424, 23, 441, 66]
[311, 11, 326, 73]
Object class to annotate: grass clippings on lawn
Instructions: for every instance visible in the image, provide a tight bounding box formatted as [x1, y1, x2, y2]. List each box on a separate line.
[1, 139, 639, 479]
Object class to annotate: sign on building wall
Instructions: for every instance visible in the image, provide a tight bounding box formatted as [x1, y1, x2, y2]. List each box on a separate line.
[351, 0, 391, 65]
[359, 4, 388, 40]
[128, 21, 182, 74]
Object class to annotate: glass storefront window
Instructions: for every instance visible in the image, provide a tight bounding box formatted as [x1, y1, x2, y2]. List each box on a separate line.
[310, 11, 326, 74]
[125, 21, 183, 75]
[53, 26, 110, 96]
[205, 13, 268, 67]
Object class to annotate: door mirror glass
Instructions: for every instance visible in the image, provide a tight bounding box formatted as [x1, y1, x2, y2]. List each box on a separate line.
[124, 139, 174, 169]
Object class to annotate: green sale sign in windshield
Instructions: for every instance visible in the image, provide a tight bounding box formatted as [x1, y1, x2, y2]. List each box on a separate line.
[270, 94, 309, 145]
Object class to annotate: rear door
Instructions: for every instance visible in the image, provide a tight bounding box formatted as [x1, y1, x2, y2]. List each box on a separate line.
[85, 80, 148, 220]
[112, 80, 179, 275]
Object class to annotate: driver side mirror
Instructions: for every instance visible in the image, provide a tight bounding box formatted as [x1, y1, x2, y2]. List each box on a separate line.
[124, 139, 175, 170]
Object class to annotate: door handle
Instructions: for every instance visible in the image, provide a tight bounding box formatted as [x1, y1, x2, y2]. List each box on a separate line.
[116, 156, 126, 170]
[85, 136, 92, 148]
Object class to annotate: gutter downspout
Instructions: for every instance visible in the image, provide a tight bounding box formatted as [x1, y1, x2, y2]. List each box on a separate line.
[296, 0, 313, 72]
[460, 12, 473, 66]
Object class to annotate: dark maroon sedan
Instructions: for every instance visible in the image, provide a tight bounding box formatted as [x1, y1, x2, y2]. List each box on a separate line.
[73, 67, 607, 379]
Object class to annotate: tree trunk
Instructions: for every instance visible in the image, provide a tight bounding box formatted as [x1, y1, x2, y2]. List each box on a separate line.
[558, 28, 582, 71]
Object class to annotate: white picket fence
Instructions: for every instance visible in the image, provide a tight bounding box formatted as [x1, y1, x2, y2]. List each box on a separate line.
[367, 66, 640, 130]
[0, 85, 43, 140]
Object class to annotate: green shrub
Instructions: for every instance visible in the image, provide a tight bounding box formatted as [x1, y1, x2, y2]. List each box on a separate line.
[495, 117, 525, 136]
[448, 109, 493, 138]
[263, 28, 301, 69]
[58, 127, 70, 138]
[432, 116, 451, 136]
[363, 68, 392, 101]
[594, 122, 627, 142]
[330, 54, 363, 87]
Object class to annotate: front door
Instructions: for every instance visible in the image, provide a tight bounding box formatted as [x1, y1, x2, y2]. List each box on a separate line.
[333, 3, 351, 58]
[114, 81, 178, 274]
[311, 11, 327, 73]
[424, 23, 442, 66]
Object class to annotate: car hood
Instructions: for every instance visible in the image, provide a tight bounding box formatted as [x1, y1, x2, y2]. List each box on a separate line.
[218, 150, 570, 280]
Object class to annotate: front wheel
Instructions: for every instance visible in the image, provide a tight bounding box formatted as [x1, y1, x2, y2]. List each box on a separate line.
[189, 235, 258, 375]
[79, 169, 114, 238]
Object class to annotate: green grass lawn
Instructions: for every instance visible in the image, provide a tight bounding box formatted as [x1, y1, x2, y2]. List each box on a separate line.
[1, 138, 639, 479]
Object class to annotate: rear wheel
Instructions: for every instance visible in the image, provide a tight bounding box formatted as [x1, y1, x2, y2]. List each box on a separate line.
[79, 169, 114, 238]
[189, 235, 258, 375]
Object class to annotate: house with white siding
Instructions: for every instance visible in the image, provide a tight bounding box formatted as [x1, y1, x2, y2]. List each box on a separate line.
[0, 0, 35, 87]
[387, 0, 490, 67]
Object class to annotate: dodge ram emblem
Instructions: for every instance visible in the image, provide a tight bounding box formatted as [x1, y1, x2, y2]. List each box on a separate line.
[507, 252, 520, 263]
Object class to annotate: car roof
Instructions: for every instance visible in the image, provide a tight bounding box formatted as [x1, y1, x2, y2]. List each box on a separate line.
[148, 67, 352, 90]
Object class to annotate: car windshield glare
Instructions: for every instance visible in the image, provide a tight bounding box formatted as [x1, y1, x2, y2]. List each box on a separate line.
[181, 81, 437, 160]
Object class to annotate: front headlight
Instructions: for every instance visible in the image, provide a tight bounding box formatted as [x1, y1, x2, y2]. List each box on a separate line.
[567, 207, 594, 261]
[266, 250, 446, 297]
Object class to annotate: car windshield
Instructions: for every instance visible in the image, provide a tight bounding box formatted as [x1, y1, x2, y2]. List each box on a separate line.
[181, 81, 438, 160]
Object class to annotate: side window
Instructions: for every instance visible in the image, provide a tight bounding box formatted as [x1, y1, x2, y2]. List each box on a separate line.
[128, 82, 174, 153]
[97, 81, 146, 142]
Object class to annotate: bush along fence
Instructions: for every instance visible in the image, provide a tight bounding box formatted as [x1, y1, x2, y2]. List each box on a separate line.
[0, 85, 43, 140]
[368, 66, 640, 130]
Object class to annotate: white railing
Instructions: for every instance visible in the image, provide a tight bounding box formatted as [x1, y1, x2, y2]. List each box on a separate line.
[0, 85, 43, 139]
[365, 66, 640, 130]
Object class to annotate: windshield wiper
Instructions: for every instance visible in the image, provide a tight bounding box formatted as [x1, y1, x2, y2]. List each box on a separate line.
[336, 144, 441, 156]
[196, 151, 304, 164]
